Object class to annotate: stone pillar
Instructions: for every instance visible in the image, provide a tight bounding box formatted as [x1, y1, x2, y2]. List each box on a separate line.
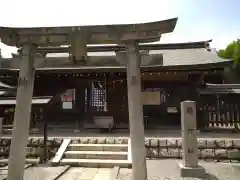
[179, 100, 205, 178]
[126, 41, 147, 180]
[7, 44, 36, 180]
[70, 28, 88, 64]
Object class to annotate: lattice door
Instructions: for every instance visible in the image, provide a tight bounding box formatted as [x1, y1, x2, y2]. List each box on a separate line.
[90, 83, 105, 112]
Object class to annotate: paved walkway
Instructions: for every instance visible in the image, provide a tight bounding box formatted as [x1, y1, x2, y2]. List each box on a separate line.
[2, 161, 240, 180]
[118, 160, 240, 180]
[57, 167, 112, 180]
[1, 166, 113, 180]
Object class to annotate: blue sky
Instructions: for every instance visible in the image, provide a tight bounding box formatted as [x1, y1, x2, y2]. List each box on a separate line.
[0, 0, 239, 57]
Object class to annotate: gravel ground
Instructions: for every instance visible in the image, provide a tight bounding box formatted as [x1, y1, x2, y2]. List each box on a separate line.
[117, 159, 240, 180]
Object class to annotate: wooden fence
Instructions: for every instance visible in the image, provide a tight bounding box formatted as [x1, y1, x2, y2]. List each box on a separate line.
[197, 94, 240, 131]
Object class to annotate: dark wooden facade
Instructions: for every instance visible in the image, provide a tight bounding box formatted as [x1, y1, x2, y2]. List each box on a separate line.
[0, 67, 226, 130]
[0, 40, 236, 131]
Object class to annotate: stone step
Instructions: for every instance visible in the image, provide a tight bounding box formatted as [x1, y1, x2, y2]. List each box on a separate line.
[3, 128, 12, 134]
[67, 144, 128, 152]
[59, 158, 132, 168]
[64, 151, 128, 160]
[0, 158, 40, 165]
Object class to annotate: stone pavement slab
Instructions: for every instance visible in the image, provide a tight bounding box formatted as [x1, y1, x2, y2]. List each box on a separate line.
[97, 168, 112, 174]
[93, 173, 111, 180]
[0, 164, 32, 180]
[57, 167, 112, 180]
[57, 167, 84, 180]
[74, 168, 99, 180]
[117, 159, 240, 180]
[23, 166, 69, 180]
[2, 166, 114, 180]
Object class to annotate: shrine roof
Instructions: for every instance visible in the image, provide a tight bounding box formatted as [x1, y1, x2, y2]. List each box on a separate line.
[41, 41, 232, 68]
[43, 47, 229, 66]
[0, 40, 232, 72]
[198, 88, 240, 94]
[198, 83, 240, 95]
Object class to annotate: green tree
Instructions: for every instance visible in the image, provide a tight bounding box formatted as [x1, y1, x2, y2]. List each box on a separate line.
[218, 39, 240, 66]
[218, 39, 240, 82]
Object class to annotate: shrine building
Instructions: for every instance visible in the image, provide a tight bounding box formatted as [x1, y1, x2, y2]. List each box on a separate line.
[0, 40, 235, 131]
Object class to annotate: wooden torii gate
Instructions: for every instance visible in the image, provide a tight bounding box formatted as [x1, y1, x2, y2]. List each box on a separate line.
[0, 18, 177, 180]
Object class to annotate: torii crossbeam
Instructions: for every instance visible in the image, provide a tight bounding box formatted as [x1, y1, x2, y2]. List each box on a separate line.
[0, 18, 177, 180]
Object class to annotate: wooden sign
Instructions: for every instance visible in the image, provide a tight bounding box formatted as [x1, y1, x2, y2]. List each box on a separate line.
[141, 92, 160, 105]
[61, 89, 76, 109]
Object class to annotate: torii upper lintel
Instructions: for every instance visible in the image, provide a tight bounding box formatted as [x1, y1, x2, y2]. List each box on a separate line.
[0, 18, 177, 47]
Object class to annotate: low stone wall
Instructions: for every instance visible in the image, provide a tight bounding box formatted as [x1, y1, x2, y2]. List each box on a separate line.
[145, 138, 240, 161]
[0, 137, 239, 161]
[0, 138, 63, 159]
[71, 137, 128, 144]
[69, 137, 240, 161]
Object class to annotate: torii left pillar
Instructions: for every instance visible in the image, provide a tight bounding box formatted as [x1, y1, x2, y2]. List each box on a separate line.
[7, 44, 36, 180]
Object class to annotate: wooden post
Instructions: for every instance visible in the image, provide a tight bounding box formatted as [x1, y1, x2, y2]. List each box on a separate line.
[43, 121, 48, 163]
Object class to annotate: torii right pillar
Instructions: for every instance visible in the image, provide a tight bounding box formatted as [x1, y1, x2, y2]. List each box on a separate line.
[126, 41, 147, 180]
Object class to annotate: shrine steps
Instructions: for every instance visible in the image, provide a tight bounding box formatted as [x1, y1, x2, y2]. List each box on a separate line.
[64, 151, 128, 160]
[67, 144, 128, 152]
[59, 159, 132, 168]
[51, 139, 132, 168]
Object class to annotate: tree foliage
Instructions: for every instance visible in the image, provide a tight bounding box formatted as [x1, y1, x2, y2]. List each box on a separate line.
[218, 39, 240, 66]
[218, 39, 240, 82]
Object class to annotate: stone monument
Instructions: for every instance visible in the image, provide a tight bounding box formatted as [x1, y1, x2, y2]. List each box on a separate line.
[179, 100, 206, 178]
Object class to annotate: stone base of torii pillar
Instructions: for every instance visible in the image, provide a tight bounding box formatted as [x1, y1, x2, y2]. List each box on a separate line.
[178, 100, 206, 179]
